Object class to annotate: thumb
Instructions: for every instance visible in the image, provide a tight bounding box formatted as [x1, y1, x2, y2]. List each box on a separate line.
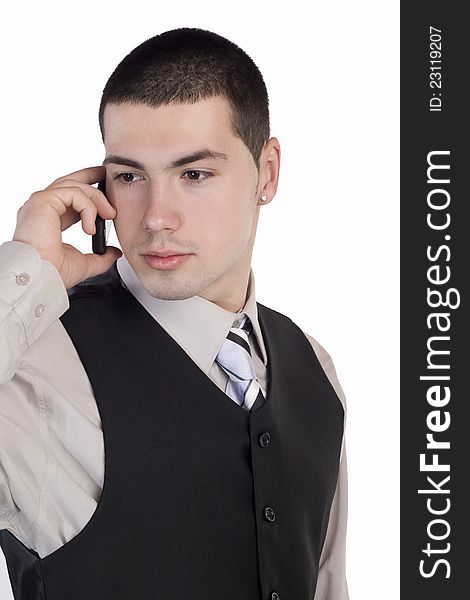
[82, 246, 123, 280]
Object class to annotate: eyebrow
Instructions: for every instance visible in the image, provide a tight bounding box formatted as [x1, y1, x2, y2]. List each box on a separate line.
[102, 149, 229, 171]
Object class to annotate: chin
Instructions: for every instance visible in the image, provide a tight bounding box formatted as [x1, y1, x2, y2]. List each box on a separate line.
[128, 252, 223, 302]
[144, 284, 197, 301]
[136, 269, 205, 301]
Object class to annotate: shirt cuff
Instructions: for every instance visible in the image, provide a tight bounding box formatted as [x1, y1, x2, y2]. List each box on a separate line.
[0, 241, 69, 379]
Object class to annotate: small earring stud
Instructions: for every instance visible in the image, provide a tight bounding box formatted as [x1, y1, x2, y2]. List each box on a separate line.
[260, 194, 268, 202]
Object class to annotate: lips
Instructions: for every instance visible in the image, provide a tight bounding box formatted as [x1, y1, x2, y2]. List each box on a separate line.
[143, 252, 192, 270]
[145, 250, 189, 257]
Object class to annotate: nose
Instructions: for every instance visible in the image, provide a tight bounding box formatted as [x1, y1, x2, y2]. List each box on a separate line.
[141, 183, 182, 233]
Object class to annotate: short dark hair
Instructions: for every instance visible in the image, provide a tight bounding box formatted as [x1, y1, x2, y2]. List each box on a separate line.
[98, 27, 270, 169]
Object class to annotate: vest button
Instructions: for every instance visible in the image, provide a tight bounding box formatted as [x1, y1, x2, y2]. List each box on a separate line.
[271, 593, 280, 600]
[264, 506, 276, 522]
[259, 432, 271, 447]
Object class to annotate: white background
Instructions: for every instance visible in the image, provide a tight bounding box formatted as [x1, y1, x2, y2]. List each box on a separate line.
[0, 1, 399, 598]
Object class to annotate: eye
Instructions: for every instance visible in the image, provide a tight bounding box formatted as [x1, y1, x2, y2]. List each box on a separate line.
[182, 170, 213, 184]
[114, 172, 144, 186]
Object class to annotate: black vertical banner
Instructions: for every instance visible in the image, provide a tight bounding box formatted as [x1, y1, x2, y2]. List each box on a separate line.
[401, 4, 469, 599]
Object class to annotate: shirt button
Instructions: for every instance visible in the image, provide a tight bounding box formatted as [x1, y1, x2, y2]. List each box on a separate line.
[264, 507, 276, 522]
[35, 304, 46, 317]
[259, 432, 271, 447]
[271, 593, 280, 600]
[16, 272, 31, 286]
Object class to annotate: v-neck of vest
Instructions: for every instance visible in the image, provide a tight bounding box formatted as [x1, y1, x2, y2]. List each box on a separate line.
[116, 285, 274, 417]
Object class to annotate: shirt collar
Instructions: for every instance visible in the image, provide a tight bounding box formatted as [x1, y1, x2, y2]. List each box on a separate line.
[116, 256, 268, 374]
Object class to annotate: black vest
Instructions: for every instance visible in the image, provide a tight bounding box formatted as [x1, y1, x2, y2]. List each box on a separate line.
[1, 264, 344, 600]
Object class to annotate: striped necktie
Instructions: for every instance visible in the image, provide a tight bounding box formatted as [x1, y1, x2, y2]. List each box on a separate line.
[215, 314, 266, 411]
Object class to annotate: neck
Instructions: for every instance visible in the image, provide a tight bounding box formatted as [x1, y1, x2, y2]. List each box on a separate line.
[201, 268, 251, 313]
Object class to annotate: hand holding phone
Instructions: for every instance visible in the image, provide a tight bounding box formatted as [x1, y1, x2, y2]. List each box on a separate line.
[12, 166, 121, 289]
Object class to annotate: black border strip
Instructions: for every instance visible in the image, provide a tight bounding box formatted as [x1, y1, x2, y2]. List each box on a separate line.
[401, 4, 468, 598]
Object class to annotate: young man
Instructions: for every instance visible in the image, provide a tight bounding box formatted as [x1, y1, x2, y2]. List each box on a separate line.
[0, 28, 348, 599]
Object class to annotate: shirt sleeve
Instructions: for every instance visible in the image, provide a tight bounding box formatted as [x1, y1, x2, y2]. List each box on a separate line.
[0, 241, 69, 384]
[304, 333, 349, 600]
[0, 240, 69, 535]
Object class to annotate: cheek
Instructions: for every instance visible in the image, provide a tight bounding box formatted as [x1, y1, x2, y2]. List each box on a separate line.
[201, 201, 253, 251]
[112, 202, 143, 239]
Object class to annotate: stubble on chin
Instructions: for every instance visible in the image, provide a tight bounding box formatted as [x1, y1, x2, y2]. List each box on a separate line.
[133, 261, 215, 301]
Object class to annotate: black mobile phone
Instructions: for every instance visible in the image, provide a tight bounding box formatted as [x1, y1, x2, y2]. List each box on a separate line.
[92, 180, 107, 254]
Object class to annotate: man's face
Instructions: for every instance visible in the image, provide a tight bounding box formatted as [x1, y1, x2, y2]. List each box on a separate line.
[102, 96, 262, 311]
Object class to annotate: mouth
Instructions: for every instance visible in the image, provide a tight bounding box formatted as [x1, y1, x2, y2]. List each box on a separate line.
[145, 250, 189, 257]
[142, 252, 193, 270]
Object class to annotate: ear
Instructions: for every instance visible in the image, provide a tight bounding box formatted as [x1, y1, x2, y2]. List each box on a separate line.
[257, 137, 281, 205]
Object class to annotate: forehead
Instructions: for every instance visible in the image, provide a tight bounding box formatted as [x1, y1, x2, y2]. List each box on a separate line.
[103, 96, 239, 155]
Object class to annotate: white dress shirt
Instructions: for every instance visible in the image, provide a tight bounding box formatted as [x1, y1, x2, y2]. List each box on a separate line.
[0, 240, 348, 599]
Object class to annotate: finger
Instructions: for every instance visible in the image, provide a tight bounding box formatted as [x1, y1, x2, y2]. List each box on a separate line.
[46, 186, 99, 235]
[51, 179, 117, 220]
[46, 166, 106, 190]
[24, 185, 106, 237]
[60, 212, 81, 232]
